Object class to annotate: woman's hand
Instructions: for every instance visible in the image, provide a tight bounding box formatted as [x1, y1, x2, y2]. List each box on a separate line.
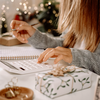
[38, 46, 73, 64]
[10, 20, 36, 43]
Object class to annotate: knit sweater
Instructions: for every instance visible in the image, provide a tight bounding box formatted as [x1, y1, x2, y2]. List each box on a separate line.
[28, 29, 100, 75]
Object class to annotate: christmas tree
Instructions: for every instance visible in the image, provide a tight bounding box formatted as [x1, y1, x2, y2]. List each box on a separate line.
[1, 12, 8, 34]
[14, 9, 29, 22]
[36, 0, 60, 36]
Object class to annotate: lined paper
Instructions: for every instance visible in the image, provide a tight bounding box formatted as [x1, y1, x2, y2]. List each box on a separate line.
[0, 46, 44, 60]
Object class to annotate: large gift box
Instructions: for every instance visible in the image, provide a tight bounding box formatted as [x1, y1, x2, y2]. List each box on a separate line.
[35, 65, 92, 98]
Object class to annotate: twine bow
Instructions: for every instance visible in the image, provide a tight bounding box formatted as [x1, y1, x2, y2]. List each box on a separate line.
[47, 65, 76, 76]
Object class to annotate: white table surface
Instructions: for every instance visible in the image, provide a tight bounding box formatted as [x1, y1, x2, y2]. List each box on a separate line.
[0, 44, 99, 100]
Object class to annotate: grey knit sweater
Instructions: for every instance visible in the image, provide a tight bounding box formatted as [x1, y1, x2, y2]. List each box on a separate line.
[28, 29, 100, 75]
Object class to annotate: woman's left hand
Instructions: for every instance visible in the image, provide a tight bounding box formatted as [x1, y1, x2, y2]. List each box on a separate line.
[37, 46, 73, 64]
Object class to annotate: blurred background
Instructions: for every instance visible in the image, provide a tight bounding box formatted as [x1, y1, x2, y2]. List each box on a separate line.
[0, 0, 61, 36]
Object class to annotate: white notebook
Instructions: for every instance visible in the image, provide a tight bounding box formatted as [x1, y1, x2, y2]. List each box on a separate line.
[0, 46, 44, 60]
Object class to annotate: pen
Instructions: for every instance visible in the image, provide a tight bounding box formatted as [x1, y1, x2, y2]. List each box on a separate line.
[1, 23, 40, 37]
[12, 22, 39, 31]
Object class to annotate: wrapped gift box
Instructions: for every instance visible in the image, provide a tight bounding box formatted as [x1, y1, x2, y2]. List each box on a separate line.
[35, 66, 92, 99]
[0, 32, 22, 46]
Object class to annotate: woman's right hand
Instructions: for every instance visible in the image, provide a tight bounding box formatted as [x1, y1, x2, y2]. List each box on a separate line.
[10, 20, 36, 43]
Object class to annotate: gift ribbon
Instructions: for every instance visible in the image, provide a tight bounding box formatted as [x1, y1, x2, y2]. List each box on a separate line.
[38, 65, 81, 94]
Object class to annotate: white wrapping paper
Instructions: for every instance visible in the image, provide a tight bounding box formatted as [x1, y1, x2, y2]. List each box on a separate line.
[35, 66, 92, 98]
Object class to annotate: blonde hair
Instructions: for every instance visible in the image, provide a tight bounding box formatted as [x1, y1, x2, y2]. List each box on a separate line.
[58, 0, 100, 52]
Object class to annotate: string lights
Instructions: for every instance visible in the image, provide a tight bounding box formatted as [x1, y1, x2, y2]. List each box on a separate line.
[11, 0, 14, 2]
[0, 0, 59, 36]
[0, 0, 33, 34]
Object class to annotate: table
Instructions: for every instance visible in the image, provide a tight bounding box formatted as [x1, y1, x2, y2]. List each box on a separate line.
[0, 44, 99, 100]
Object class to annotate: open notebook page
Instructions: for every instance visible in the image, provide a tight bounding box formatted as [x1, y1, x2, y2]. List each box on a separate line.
[0, 46, 44, 60]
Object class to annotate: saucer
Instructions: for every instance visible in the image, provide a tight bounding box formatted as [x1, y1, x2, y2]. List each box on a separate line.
[0, 87, 34, 100]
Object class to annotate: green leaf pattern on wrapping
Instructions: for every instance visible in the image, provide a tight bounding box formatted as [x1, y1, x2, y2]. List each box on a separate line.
[47, 83, 51, 88]
[39, 73, 80, 97]
[74, 78, 76, 83]
[57, 78, 71, 90]
[53, 93, 57, 95]
[40, 75, 55, 94]
[78, 79, 81, 82]
[41, 80, 54, 94]
[74, 75, 78, 77]
[43, 75, 53, 81]
[62, 85, 66, 88]
[57, 74, 79, 90]
[86, 77, 89, 81]
[51, 88, 53, 92]
[82, 78, 86, 81]
[78, 77, 90, 89]
[35, 77, 39, 87]
[47, 88, 57, 98]
[72, 88, 77, 93]
[36, 69, 90, 98]
[73, 75, 78, 83]
[38, 75, 57, 98]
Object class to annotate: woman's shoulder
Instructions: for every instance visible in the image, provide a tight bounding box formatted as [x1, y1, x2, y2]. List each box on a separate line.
[60, 28, 69, 37]
[94, 43, 100, 54]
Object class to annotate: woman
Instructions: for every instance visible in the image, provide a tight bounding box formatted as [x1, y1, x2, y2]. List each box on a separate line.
[10, 0, 100, 75]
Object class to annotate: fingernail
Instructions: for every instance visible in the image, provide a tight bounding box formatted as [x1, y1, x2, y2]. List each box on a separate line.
[37, 59, 42, 63]
[43, 59, 46, 62]
[17, 27, 19, 29]
[38, 58, 41, 62]
[37, 61, 41, 64]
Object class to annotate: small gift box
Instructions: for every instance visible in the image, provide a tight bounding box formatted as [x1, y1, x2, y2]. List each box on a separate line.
[0, 32, 22, 46]
[35, 65, 92, 98]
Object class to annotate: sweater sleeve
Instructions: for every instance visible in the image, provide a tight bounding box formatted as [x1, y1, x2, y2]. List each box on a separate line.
[70, 44, 100, 75]
[28, 29, 64, 49]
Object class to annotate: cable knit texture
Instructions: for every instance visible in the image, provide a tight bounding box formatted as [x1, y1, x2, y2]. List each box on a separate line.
[28, 29, 100, 75]
[28, 29, 64, 49]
